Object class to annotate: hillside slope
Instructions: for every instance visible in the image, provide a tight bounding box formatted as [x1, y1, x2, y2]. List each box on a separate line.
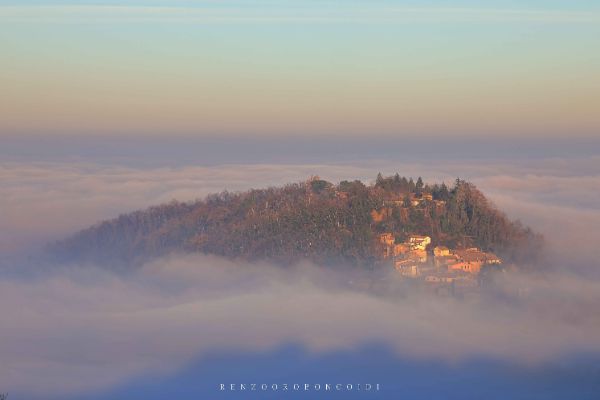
[50, 174, 543, 267]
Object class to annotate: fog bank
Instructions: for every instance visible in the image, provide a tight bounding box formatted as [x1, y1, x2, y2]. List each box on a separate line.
[2, 255, 600, 397]
[1, 155, 600, 397]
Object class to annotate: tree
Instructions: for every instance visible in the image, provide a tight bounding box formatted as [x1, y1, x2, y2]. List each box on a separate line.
[416, 176, 424, 196]
[393, 173, 401, 187]
[376, 172, 384, 188]
[310, 179, 331, 193]
[400, 176, 409, 191]
[52, 174, 542, 267]
[439, 183, 449, 201]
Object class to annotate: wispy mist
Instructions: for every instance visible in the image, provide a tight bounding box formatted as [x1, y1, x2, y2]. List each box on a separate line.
[1, 155, 600, 398]
[2, 255, 600, 397]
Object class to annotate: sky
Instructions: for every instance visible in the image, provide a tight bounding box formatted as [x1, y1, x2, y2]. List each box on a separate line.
[1, 0, 599, 139]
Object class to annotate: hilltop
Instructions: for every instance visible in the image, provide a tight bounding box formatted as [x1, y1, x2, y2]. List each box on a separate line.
[50, 174, 543, 269]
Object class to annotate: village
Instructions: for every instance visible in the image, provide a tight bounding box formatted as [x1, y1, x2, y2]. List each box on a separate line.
[378, 231, 502, 297]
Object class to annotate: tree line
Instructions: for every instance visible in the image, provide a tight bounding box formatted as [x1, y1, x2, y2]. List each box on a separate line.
[50, 174, 543, 268]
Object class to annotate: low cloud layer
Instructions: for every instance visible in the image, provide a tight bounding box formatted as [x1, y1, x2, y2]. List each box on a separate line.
[2, 156, 600, 265]
[1, 255, 600, 397]
[1, 155, 600, 397]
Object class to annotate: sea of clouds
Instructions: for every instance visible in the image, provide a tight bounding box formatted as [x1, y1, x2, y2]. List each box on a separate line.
[1, 155, 600, 397]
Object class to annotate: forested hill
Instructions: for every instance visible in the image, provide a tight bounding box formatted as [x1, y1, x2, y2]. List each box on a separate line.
[50, 174, 543, 268]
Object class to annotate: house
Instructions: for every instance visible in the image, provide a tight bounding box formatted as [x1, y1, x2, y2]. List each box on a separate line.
[448, 248, 501, 274]
[449, 261, 484, 274]
[408, 235, 431, 251]
[393, 243, 410, 257]
[408, 249, 428, 263]
[422, 193, 433, 201]
[434, 255, 458, 268]
[433, 246, 451, 257]
[454, 248, 502, 265]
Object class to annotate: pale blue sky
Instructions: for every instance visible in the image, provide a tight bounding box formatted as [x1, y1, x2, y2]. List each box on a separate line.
[1, 0, 599, 138]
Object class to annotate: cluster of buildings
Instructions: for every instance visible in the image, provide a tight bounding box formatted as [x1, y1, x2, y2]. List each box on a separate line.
[369, 193, 447, 224]
[377, 232, 431, 276]
[383, 192, 446, 210]
[377, 232, 502, 297]
[378, 233, 429, 260]
[433, 246, 501, 274]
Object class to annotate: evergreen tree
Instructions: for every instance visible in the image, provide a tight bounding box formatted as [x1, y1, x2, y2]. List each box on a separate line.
[376, 172, 384, 188]
[416, 177, 424, 196]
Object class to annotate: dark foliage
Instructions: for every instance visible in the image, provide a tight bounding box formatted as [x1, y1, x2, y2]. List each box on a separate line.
[49, 175, 543, 268]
